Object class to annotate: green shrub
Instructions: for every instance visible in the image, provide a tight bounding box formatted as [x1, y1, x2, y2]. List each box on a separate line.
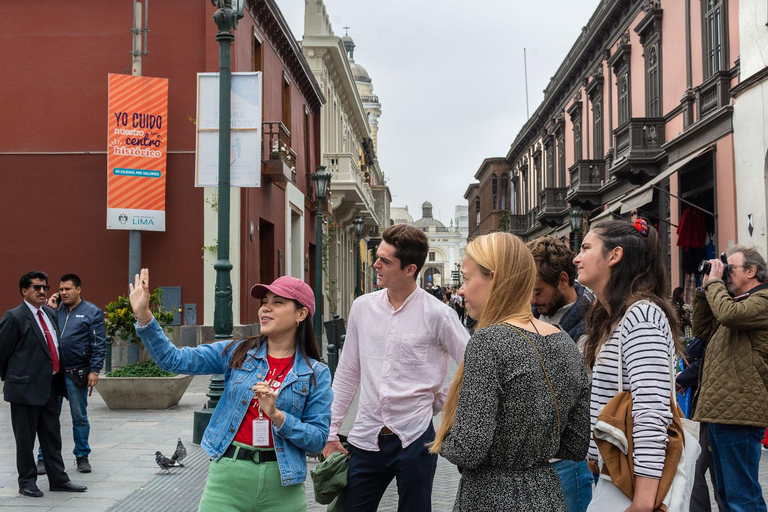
[107, 360, 176, 378]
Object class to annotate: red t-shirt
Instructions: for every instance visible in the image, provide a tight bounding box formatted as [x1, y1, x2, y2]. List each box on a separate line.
[233, 354, 294, 448]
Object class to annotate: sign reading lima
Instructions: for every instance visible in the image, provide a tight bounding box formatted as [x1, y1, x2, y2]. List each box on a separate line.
[113, 168, 162, 178]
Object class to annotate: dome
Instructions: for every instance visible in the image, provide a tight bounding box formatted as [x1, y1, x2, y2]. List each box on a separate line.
[413, 201, 446, 230]
[349, 61, 371, 83]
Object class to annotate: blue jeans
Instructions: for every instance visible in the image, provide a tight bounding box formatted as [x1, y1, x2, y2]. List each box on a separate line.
[552, 459, 593, 512]
[38, 377, 91, 460]
[708, 423, 766, 512]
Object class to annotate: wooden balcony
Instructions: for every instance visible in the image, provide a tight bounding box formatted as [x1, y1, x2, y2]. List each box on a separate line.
[696, 71, 730, 119]
[537, 187, 568, 227]
[262, 122, 297, 183]
[610, 117, 665, 184]
[567, 160, 605, 208]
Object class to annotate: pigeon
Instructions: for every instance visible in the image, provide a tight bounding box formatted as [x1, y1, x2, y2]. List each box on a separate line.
[171, 438, 187, 464]
[155, 451, 184, 474]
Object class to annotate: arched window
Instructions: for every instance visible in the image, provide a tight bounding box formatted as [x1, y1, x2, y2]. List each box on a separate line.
[500, 173, 508, 210]
[491, 174, 498, 210]
[475, 198, 481, 225]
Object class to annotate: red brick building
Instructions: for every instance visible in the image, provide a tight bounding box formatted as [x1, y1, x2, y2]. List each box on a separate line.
[0, 0, 324, 327]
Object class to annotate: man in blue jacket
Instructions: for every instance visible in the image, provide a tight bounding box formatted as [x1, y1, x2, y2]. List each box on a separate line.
[38, 274, 106, 474]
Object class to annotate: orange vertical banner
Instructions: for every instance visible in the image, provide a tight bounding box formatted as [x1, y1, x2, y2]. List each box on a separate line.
[107, 73, 169, 231]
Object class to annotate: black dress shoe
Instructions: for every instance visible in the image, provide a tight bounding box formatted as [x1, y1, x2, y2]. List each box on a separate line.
[19, 485, 43, 497]
[50, 481, 87, 492]
[36, 460, 46, 475]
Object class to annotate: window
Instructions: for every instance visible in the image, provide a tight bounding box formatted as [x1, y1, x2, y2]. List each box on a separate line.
[592, 96, 603, 158]
[429, 252, 436, 262]
[475, 198, 481, 224]
[491, 174, 498, 210]
[252, 35, 263, 72]
[557, 132, 566, 186]
[546, 142, 555, 187]
[573, 117, 582, 162]
[501, 173, 508, 210]
[534, 155, 542, 199]
[646, 42, 661, 116]
[702, 0, 725, 78]
[282, 76, 291, 131]
[618, 70, 630, 124]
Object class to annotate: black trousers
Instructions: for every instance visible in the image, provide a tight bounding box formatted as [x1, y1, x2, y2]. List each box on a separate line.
[10, 387, 69, 488]
[342, 423, 438, 512]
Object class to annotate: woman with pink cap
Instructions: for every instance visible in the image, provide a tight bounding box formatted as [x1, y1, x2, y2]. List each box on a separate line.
[129, 268, 333, 511]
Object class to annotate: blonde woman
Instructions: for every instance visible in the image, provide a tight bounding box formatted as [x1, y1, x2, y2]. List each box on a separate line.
[432, 232, 590, 511]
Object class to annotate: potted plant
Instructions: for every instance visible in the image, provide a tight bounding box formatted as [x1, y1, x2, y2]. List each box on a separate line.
[96, 289, 194, 410]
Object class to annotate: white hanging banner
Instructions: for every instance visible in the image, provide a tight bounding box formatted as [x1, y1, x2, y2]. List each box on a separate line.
[195, 72, 262, 187]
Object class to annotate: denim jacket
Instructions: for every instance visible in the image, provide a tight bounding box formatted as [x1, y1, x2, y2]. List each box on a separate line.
[135, 318, 333, 486]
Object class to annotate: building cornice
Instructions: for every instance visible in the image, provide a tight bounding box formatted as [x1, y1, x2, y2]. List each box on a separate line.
[731, 65, 768, 98]
[473, 157, 509, 180]
[506, 0, 644, 163]
[247, 0, 325, 112]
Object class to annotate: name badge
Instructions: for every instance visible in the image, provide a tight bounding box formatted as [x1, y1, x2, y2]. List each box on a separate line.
[252, 419, 270, 447]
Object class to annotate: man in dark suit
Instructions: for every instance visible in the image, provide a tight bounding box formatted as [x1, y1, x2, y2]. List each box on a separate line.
[0, 271, 87, 497]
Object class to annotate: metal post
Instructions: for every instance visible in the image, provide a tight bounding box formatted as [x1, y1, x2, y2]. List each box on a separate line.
[194, 0, 241, 445]
[127, 2, 144, 364]
[354, 234, 362, 297]
[313, 196, 324, 355]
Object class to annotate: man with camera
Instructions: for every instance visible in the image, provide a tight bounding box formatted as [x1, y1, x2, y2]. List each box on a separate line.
[38, 274, 106, 474]
[693, 246, 768, 512]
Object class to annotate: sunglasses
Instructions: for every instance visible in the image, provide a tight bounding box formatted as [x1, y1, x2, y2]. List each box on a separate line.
[30, 284, 51, 292]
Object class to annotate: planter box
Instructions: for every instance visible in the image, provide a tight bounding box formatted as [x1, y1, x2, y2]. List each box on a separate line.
[96, 374, 194, 410]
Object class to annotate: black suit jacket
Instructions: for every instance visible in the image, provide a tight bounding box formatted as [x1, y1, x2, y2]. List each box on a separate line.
[0, 303, 67, 405]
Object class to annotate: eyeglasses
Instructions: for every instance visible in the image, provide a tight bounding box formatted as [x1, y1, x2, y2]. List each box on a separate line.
[30, 284, 50, 292]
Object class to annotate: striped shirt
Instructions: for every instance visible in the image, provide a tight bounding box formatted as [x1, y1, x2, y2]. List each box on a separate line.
[588, 302, 674, 479]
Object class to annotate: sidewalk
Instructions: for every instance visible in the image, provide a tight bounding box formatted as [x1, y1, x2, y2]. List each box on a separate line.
[0, 369, 765, 511]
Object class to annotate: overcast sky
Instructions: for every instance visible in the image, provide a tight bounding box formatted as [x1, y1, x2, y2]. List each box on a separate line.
[276, 0, 601, 226]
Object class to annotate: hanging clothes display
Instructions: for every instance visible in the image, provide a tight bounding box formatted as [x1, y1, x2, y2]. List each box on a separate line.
[677, 207, 706, 250]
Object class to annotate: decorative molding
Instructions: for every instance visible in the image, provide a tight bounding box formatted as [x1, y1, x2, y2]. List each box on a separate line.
[731, 65, 768, 98]
[248, 0, 325, 112]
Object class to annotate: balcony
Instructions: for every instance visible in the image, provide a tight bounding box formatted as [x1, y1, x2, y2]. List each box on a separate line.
[502, 213, 528, 235]
[610, 117, 665, 184]
[524, 208, 540, 235]
[567, 160, 606, 208]
[696, 71, 730, 119]
[262, 122, 297, 183]
[537, 187, 568, 227]
[326, 153, 379, 226]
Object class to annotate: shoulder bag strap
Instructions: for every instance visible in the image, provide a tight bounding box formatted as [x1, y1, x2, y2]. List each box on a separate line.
[500, 323, 562, 434]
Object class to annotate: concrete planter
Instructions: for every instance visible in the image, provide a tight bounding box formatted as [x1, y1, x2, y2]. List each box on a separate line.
[96, 374, 194, 410]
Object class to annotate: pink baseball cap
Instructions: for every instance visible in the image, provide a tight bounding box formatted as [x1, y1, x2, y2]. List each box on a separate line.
[249, 276, 315, 317]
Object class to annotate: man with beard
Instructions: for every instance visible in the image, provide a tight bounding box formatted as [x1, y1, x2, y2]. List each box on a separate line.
[528, 236, 593, 351]
[527, 236, 594, 512]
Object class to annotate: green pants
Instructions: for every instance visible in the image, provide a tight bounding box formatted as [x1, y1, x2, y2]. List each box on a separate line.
[199, 443, 306, 512]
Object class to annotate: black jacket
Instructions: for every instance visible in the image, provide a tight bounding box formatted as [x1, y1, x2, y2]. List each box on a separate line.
[0, 303, 67, 405]
[57, 299, 106, 372]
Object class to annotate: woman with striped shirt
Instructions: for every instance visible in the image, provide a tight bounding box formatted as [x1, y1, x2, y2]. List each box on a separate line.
[574, 219, 682, 512]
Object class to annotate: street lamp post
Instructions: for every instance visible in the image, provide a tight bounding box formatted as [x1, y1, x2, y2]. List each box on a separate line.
[353, 216, 364, 297]
[193, 0, 245, 445]
[311, 166, 331, 356]
[570, 206, 584, 253]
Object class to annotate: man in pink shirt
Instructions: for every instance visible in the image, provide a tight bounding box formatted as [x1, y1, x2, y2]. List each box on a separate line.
[322, 224, 469, 512]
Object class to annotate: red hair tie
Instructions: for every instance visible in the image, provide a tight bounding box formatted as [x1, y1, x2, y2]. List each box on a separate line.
[634, 219, 649, 236]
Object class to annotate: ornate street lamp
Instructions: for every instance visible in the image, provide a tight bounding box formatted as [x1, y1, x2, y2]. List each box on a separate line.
[353, 216, 364, 297]
[311, 166, 331, 354]
[570, 205, 584, 253]
[193, 0, 245, 445]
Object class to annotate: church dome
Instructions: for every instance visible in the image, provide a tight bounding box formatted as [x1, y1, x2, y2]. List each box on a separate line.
[413, 201, 446, 230]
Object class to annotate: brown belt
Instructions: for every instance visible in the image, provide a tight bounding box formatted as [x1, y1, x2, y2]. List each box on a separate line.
[587, 459, 600, 475]
[380, 426, 394, 435]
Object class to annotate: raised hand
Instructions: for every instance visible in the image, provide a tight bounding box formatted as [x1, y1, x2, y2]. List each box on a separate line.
[128, 268, 153, 325]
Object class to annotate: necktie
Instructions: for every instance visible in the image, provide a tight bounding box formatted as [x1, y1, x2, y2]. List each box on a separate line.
[37, 310, 60, 373]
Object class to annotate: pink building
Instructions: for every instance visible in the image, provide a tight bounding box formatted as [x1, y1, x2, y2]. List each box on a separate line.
[476, 0, 740, 290]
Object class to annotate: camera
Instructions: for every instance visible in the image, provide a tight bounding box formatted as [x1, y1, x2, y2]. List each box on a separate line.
[698, 252, 731, 279]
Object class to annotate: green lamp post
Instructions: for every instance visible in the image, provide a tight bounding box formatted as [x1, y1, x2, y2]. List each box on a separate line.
[193, 0, 245, 445]
[353, 216, 364, 297]
[311, 166, 331, 356]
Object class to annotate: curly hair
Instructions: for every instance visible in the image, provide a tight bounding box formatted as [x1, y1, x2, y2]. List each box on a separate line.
[527, 236, 576, 288]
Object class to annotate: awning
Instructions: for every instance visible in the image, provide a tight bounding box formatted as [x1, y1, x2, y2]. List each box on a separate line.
[591, 197, 624, 224]
[619, 145, 714, 214]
